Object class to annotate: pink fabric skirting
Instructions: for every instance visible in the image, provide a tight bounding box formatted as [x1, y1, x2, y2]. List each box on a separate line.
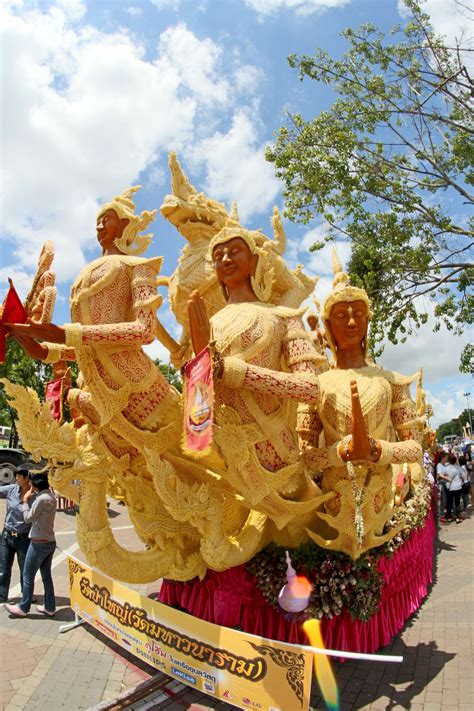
[160, 505, 435, 653]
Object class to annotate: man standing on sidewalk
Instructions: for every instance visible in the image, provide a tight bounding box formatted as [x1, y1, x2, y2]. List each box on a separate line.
[0, 465, 33, 602]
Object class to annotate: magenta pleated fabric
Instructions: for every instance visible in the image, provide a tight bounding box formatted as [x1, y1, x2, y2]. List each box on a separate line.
[159, 504, 435, 653]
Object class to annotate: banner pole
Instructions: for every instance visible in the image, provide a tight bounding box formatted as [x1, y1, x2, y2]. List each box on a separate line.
[59, 611, 86, 634]
[305, 645, 403, 663]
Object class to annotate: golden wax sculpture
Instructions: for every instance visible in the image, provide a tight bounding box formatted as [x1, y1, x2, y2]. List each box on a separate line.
[2, 156, 426, 582]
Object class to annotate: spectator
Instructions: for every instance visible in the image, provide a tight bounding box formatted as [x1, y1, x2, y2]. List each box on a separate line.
[5, 472, 57, 617]
[436, 452, 449, 522]
[438, 454, 464, 524]
[0, 465, 34, 603]
[459, 456, 471, 510]
[423, 451, 435, 484]
[465, 444, 472, 474]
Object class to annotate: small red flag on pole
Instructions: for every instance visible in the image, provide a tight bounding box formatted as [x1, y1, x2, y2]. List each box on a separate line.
[0, 279, 28, 363]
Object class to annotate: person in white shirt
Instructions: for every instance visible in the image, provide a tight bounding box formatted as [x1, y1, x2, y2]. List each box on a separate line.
[436, 452, 449, 521]
[458, 455, 471, 510]
[438, 454, 464, 523]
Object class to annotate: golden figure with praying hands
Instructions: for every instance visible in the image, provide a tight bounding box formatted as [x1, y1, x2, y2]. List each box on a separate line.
[298, 253, 424, 557]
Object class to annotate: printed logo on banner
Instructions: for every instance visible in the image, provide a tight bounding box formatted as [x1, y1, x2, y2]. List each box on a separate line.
[223, 690, 232, 700]
[171, 667, 196, 685]
[145, 640, 167, 658]
[203, 681, 215, 693]
[242, 697, 262, 708]
[95, 620, 117, 641]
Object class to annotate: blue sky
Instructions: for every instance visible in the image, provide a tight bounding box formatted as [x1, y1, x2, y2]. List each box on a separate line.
[1, 0, 472, 428]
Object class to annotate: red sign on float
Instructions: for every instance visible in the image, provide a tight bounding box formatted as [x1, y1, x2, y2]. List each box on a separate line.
[182, 346, 214, 458]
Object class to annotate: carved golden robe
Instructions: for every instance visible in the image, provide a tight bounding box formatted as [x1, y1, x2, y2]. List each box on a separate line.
[298, 365, 424, 557]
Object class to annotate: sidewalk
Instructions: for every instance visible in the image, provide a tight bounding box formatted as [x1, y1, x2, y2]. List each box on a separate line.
[1, 499, 473, 710]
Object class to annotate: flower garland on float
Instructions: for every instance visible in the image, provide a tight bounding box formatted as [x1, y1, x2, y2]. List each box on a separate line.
[248, 478, 433, 623]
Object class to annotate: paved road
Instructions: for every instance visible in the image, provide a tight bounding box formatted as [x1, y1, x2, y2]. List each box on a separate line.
[1, 496, 472, 710]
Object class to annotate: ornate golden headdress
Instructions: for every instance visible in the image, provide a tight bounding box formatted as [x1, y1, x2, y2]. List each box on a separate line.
[323, 250, 372, 356]
[207, 217, 283, 303]
[97, 186, 157, 256]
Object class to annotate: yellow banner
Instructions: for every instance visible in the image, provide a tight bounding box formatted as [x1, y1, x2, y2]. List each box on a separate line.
[68, 556, 313, 711]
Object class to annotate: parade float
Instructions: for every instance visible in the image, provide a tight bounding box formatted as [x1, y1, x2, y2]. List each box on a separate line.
[1, 154, 435, 656]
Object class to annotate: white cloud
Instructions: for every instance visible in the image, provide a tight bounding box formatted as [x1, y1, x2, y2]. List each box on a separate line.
[234, 64, 263, 93]
[380, 300, 472, 386]
[425, 386, 470, 429]
[127, 6, 143, 17]
[0, 7, 198, 280]
[287, 228, 351, 281]
[398, 0, 471, 48]
[0, 6, 266, 283]
[143, 339, 172, 363]
[156, 23, 230, 107]
[0, 268, 33, 302]
[150, 0, 180, 10]
[56, 0, 86, 21]
[245, 0, 351, 17]
[192, 111, 281, 222]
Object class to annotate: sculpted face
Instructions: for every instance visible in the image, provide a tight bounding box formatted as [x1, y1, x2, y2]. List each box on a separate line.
[212, 237, 257, 291]
[96, 209, 129, 252]
[328, 300, 368, 351]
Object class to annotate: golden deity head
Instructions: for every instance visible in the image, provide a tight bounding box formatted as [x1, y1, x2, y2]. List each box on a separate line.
[97, 186, 157, 256]
[323, 250, 372, 357]
[207, 217, 287, 302]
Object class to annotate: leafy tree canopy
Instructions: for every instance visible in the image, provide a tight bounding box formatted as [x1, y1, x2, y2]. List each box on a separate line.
[267, 0, 473, 368]
[154, 358, 182, 393]
[0, 338, 53, 431]
[436, 408, 472, 442]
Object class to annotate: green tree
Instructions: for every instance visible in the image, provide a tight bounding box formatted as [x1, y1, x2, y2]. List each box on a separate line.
[0, 339, 53, 441]
[436, 408, 472, 441]
[267, 0, 473, 365]
[154, 358, 182, 393]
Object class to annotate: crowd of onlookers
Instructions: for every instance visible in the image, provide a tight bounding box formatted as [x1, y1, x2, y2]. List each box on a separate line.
[424, 443, 472, 523]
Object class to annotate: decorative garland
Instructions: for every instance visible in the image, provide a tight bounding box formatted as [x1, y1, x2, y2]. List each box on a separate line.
[246, 479, 433, 623]
[377, 477, 433, 558]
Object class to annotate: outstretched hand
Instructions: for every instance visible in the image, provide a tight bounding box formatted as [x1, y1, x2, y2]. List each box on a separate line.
[187, 291, 211, 355]
[339, 380, 381, 462]
[9, 332, 48, 360]
[4, 321, 66, 344]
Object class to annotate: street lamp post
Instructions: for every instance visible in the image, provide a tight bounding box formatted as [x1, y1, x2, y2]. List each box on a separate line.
[463, 392, 473, 436]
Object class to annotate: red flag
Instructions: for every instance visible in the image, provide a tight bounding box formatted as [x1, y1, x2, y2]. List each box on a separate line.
[45, 377, 64, 422]
[182, 346, 214, 458]
[0, 280, 28, 363]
